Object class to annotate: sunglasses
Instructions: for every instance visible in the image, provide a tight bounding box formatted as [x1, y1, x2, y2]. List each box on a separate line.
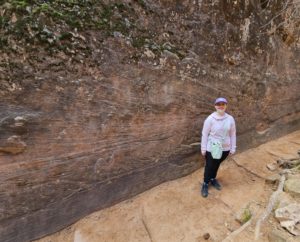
[215, 102, 227, 106]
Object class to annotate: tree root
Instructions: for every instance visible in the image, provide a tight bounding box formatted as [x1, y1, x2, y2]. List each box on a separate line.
[254, 174, 286, 240]
[221, 174, 286, 241]
[221, 218, 252, 242]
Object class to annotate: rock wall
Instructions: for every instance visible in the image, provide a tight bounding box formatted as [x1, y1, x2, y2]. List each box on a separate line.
[0, 0, 299, 241]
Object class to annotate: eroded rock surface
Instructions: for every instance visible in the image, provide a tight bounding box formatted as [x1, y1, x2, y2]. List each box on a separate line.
[35, 131, 300, 242]
[0, 1, 300, 241]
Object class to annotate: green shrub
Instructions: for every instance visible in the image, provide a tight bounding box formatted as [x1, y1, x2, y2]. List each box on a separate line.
[240, 207, 252, 224]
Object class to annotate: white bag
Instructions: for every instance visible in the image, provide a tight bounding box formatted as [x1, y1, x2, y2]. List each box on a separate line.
[210, 140, 223, 159]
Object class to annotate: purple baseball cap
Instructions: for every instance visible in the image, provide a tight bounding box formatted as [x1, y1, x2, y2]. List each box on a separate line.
[214, 97, 228, 104]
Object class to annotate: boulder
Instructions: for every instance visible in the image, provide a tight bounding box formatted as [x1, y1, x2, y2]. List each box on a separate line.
[284, 175, 300, 197]
[275, 203, 300, 235]
[280, 220, 300, 236]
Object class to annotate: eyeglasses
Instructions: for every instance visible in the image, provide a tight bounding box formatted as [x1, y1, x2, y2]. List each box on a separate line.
[215, 102, 227, 106]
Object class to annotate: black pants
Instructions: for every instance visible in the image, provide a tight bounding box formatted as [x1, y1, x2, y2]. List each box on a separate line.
[203, 151, 230, 184]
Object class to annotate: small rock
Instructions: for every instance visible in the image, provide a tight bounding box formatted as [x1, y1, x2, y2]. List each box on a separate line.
[144, 49, 155, 58]
[159, 58, 166, 66]
[0, 135, 27, 155]
[14, 116, 27, 126]
[266, 162, 277, 171]
[224, 221, 235, 232]
[162, 32, 169, 38]
[13, 116, 28, 134]
[203, 233, 210, 240]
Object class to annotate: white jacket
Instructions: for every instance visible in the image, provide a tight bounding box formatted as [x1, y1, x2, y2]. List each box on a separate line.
[201, 112, 236, 153]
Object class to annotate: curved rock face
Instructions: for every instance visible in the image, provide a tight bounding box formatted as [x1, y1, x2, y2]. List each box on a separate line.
[0, 1, 299, 241]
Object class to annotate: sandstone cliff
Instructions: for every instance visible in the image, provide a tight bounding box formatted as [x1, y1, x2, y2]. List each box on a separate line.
[0, 1, 299, 241]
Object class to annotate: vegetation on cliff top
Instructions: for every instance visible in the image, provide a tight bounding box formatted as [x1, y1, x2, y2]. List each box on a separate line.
[0, 0, 299, 58]
[0, 0, 148, 53]
[1, 0, 187, 61]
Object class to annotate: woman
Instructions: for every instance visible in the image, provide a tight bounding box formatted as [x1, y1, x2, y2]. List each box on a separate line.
[200, 97, 236, 198]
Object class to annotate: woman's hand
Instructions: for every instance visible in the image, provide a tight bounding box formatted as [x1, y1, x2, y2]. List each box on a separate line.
[201, 150, 206, 156]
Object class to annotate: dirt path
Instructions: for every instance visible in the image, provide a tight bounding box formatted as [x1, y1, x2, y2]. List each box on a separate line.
[35, 131, 300, 242]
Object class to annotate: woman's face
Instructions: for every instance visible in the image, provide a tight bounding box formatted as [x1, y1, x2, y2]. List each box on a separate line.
[215, 102, 227, 114]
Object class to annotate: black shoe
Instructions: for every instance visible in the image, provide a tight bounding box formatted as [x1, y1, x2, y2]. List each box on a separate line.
[210, 179, 222, 190]
[201, 183, 209, 197]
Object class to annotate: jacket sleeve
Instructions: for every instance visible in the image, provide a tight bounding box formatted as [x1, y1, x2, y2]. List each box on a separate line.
[201, 117, 212, 152]
[230, 117, 237, 153]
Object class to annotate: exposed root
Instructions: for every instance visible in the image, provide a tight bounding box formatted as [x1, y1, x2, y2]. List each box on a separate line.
[221, 218, 252, 242]
[254, 175, 286, 240]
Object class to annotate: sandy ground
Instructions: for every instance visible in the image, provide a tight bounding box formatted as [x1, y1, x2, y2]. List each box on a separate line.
[34, 131, 300, 242]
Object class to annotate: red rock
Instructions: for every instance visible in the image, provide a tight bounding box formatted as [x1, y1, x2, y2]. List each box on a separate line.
[0, 1, 299, 241]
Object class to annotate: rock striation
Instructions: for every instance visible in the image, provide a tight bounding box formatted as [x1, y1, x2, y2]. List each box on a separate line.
[0, 0, 300, 241]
